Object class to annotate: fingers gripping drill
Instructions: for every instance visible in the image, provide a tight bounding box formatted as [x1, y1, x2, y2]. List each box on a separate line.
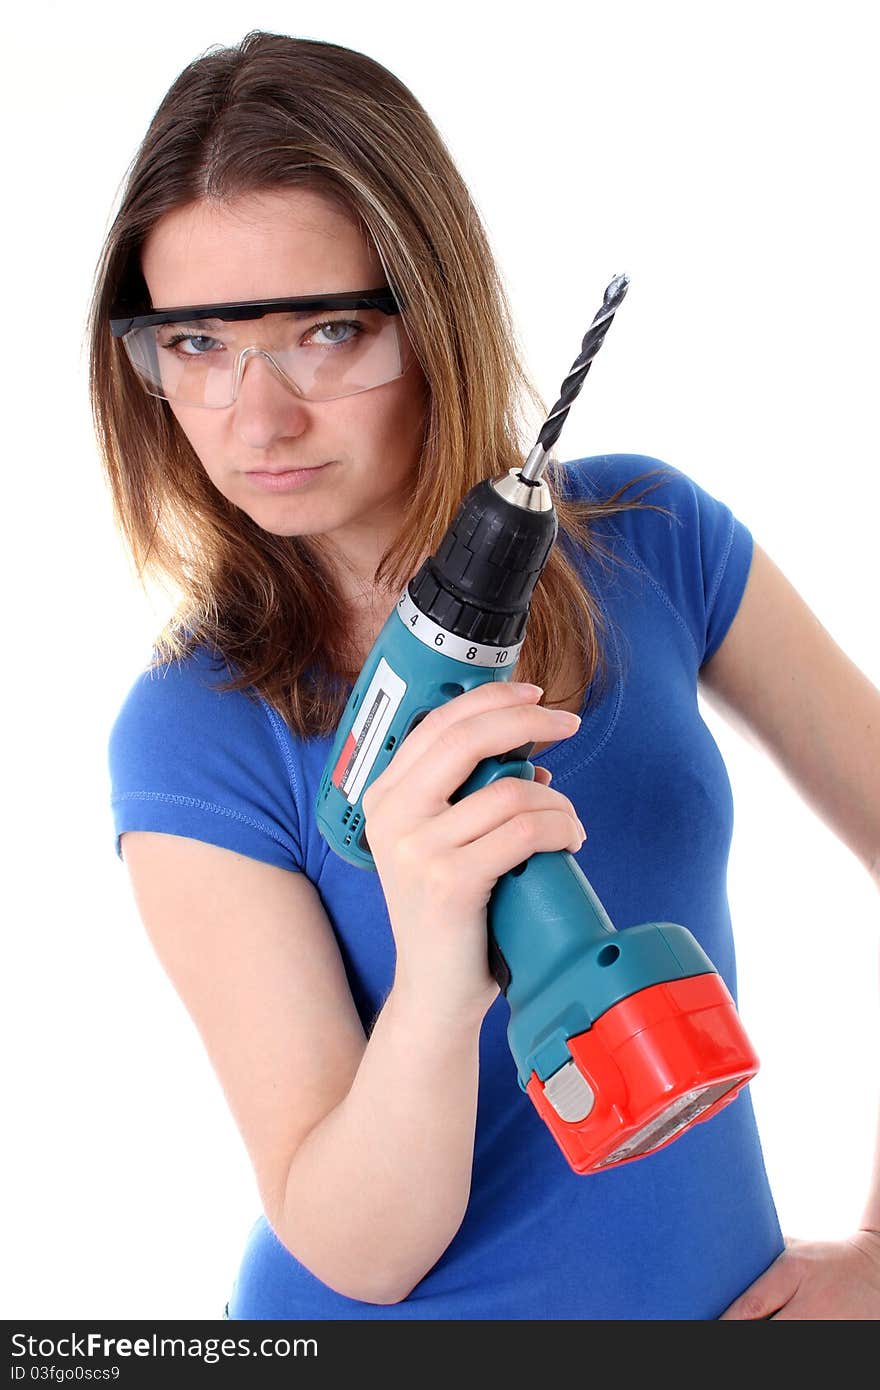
[316, 276, 758, 1174]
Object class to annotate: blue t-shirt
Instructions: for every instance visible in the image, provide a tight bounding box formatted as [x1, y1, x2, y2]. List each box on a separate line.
[107, 453, 784, 1319]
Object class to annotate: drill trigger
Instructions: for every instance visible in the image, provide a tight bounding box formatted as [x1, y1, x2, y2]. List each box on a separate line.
[498, 741, 536, 764]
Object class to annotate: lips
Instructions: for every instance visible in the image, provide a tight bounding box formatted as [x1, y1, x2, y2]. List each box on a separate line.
[247, 465, 324, 475]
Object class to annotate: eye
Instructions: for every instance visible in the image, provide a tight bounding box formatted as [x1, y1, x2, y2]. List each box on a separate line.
[304, 319, 363, 347]
[161, 332, 223, 356]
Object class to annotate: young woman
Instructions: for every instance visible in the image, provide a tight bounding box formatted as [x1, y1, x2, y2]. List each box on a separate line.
[91, 30, 880, 1319]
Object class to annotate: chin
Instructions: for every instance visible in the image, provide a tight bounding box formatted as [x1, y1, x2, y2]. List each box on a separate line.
[238, 497, 329, 538]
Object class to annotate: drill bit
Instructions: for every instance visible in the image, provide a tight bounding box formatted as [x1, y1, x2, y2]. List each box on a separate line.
[519, 272, 630, 484]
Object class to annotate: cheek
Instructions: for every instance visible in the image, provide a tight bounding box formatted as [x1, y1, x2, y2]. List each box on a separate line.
[372, 371, 429, 455]
[170, 409, 223, 472]
[332, 396, 408, 467]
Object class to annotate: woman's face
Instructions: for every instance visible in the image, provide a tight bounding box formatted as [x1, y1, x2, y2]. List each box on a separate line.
[140, 187, 428, 577]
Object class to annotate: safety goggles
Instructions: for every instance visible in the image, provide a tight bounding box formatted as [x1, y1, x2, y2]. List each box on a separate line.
[109, 288, 411, 408]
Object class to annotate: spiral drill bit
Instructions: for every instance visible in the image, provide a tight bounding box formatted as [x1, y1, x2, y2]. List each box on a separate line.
[519, 272, 630, 485]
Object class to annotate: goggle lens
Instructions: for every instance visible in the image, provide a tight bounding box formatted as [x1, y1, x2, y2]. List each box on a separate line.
[121, 306, 410, 407]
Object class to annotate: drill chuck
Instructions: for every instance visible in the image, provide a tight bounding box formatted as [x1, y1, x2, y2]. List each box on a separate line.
[408, 469, 557, 649]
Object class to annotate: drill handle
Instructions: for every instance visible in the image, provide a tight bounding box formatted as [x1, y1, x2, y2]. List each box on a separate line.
[451, 751, 618, 988]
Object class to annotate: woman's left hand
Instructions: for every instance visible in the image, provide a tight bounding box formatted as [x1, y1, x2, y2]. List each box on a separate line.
[719, 1229, 880, 1318]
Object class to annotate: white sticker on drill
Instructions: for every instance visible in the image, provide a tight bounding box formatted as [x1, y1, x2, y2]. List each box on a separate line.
[332, 657, 407, 806]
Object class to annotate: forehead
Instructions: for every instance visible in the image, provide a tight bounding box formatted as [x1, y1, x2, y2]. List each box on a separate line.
[141, 188, 383, 306]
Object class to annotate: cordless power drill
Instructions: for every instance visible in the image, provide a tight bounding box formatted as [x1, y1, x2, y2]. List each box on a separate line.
[316, 276, 759, 1173]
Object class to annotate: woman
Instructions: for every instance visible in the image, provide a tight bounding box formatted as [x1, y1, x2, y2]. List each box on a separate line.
[91, 30, 880, 1319]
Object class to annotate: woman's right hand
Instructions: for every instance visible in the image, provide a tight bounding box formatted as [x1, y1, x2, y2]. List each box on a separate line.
[361, 681, 586, 1027]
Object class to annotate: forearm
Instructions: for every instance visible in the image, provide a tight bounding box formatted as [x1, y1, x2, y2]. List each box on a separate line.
[860, 1100, 880, 1233]
[858, 889, 880, 1233]
[276, 985, 484, 1304]
[859, 906, 880, 1231]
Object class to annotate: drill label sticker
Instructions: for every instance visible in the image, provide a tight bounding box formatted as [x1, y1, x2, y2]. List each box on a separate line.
[332, 657, 407, 805]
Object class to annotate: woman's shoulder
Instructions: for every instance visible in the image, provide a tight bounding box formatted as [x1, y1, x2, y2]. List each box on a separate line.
[560, 451, 749, 560]
[560, 451, 754, 669]
[109, 639, 260, 735]
[560, 451, 684, 505]
[107, 640, 305, 872]
[107, 638, 290, 803]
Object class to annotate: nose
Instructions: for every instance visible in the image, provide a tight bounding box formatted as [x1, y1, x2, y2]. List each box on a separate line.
[232, 348, 311, 448]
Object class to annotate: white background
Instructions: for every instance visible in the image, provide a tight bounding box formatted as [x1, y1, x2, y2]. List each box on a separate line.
[3, 0, 878, 1320]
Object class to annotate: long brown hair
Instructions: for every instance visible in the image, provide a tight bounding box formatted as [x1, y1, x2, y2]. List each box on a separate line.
[87, 30, 672, 737]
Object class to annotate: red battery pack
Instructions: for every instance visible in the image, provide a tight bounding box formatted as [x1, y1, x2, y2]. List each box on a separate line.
[525, 972, 759, 1174]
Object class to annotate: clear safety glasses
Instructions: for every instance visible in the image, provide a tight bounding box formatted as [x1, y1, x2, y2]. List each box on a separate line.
[109, 289, 411, 408]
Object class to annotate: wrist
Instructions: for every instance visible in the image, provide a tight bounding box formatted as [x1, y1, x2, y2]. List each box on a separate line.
[384, 976, 494, 1043]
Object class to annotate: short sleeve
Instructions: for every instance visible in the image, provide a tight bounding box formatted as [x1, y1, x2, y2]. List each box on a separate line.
[680, 464, 753, 666]
[565, 453, 754, 668]
[107, 646, 304, 872]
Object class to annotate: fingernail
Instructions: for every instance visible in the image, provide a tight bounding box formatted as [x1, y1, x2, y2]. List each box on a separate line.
[518, 683, 543, 696]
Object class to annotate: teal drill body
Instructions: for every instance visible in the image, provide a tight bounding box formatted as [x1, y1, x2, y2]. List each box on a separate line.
[315, 589, 715, 1093]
